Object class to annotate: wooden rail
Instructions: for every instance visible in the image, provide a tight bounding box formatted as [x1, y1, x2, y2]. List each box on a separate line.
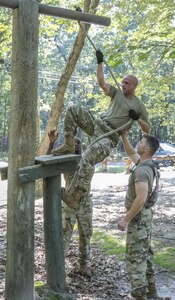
[0, 154, 81, 299]
[0, 0, 111, 26]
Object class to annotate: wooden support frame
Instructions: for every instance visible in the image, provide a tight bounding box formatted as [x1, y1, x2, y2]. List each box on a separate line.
[0, 0, 111, 299]
[0, 0, 111, 26]
[0, 154, 81, 299]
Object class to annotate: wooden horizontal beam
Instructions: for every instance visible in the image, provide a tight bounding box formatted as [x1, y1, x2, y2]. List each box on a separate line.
[18, 161, 79, 182]
[0, 154, 81, 182]
[0, 0, 17, 9]
[35, 154, 81, 165]
[0, 0, 111, 26]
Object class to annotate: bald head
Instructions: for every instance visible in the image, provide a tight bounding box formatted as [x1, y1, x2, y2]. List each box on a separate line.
[123, 75, 138, 87]
[121, 75, 139, 97]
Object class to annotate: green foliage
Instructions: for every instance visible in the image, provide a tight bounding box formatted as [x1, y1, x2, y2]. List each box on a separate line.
[0, 8, 12, 58]
[95, 164, 126, 173]
[0, 0, 175, 152]
[35, 281, 45, 296]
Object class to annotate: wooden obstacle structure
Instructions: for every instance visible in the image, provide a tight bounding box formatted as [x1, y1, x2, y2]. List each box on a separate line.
[1, 154, 81, 299]
[0, 0, 111, 299]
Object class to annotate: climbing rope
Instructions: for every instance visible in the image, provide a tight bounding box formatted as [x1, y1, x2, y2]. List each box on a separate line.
[89, 119, 133, 147]
[77, 21, 132, 113]
[78, 21, 122, 92]
[66, 119, 133, 194]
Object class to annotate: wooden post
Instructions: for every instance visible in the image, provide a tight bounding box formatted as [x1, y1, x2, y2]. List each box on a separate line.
[5, 0, 39, 299]
[43, 175, 66, 292]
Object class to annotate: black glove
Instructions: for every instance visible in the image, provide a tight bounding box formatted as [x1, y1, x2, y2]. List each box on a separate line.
[96, 49, 104, 64]
[129, 109, 140, 120]
[75, 6, 82, 12]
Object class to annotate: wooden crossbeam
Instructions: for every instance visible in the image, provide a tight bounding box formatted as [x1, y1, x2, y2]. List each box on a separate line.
[0, 0, 111, 26]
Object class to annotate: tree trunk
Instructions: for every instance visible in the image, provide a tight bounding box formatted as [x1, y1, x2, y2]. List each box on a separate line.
[37, 0, 100, 155]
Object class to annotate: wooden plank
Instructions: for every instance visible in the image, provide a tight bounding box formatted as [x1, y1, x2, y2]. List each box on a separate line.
[18, 161, 79, 182]
[0, 155, 81, 181]
[0, 0, 18, 9]
[0, 0, 111, 26]
[39, 4, 111, 26]
[35, 154, 81, 165]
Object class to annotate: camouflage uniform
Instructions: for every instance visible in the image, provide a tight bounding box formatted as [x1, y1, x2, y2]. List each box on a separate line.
[126, 208, 156, 298]
[62, 104, 119, 195]
[125, 161, 156, 298]
[62, 172, 93, 274]
[62, 191, 93, 265]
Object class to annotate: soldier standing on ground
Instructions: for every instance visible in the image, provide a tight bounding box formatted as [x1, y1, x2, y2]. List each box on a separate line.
[118, 131, 168, 300]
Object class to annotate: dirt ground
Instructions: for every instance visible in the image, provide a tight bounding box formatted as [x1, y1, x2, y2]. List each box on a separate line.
[0, 167, 175, 299]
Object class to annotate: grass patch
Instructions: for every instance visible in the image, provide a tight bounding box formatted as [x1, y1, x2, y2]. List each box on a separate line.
[35, 282, 72, 299]
[35, 281, 45, 297]
[153, 240, 175, 272]
[95, 165, 126, 173]
[92, 231, 175, 272]
[92, 230, 126, 260]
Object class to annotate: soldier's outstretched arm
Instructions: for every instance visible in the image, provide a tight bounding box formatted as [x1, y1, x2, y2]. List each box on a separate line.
[129, 109, 150, 133]
[137, 118, 150, 133]
[121, 130, 140, 164]
[96, 50, 110, 95]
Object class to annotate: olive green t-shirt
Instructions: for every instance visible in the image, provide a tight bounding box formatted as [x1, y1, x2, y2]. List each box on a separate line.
[125, 160, 154, 211]
[100, 85, 149, 129]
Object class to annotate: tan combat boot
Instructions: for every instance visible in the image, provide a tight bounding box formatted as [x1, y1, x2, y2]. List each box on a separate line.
[51, 132, 75, 155]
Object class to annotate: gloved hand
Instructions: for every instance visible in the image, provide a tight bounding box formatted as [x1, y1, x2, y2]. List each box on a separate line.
[75, 6, 82, 12]
[129, 109, 140, 120]
[96, 49, 104, 64]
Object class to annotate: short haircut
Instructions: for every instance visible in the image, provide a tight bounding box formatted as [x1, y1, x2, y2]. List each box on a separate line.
[143, 135, 160, 155]
[123, 75, 139, 87]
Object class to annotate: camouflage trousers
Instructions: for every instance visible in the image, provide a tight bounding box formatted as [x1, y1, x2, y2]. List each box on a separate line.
[126, 207, 156, 298]
[64, 104, 119, 193]
[62, 185, 93, 266]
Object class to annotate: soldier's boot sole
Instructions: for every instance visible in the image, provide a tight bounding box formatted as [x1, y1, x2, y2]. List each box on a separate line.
[51, 144, 75, 155]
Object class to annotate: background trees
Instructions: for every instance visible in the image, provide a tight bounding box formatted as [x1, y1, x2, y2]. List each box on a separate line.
[0, 0, 175, 155]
